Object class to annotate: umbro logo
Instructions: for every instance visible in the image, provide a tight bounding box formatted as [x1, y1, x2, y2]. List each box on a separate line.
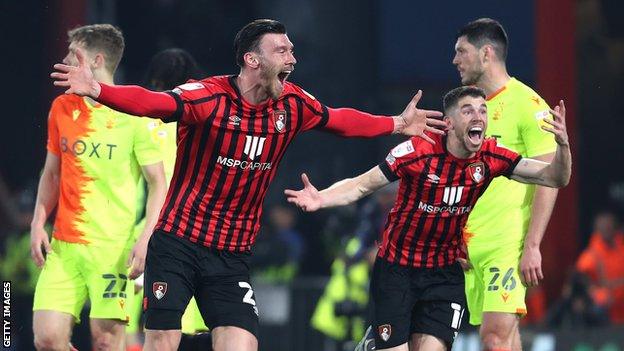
[229, 115, 241, 125]
[427, 174, 440, 183]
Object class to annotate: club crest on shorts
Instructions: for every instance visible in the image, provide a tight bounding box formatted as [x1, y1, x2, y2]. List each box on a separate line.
[378, 324, 392, 342]
[153, 282, 167, 300]
[272, 110, 286, 133]
[468, 162, 484, 183]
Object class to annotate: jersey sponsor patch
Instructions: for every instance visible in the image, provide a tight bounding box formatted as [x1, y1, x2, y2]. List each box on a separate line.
[300, 88, 316, 100]
[534, 110, 550, 120]
[391, 140, 415, 158]
[177, 82, 205, 91]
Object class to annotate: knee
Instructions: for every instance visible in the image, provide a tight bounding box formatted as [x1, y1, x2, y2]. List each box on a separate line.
[34, 331, 68, 351]
[480, 331, 507, 351]
[92, 329, 123, 351]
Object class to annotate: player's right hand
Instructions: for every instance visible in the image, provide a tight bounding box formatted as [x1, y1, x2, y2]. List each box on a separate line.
[30, 226, 52, 268]
[50, 48, 101, 98]
[284, 173, 322, 212]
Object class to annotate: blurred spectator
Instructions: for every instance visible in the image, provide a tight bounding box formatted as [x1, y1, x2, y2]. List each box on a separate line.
[252, 204, 305, 283]
[575, 210, 624, 324]
[310, 184, 397, 350]
[545, 270, 609, 328]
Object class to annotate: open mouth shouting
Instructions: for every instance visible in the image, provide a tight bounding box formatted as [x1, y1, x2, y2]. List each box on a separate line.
[467, 125, 484, 147]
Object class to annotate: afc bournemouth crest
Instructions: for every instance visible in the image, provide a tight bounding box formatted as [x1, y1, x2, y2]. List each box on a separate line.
[153, 282, 167, 300]
[272, 110, 287, 133]
[378, 324, 392, 342]
[468, 162, 484, 183]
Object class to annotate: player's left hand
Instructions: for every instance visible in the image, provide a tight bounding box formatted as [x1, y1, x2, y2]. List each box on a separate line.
[519, 245, 543, 287]
[397, 90, 447, 144]
[542, 100, 568, 146]
[128, 236, 149, 280]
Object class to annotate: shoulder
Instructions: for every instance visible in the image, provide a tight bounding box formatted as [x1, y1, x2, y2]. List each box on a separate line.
[508, 78, 549, 108]
[391, 135, 436, 158]
[49, 94, 83, 119]
[173, 75, 234, 97]
[281, 81, 319, 104]
[51, 94, 82, 109]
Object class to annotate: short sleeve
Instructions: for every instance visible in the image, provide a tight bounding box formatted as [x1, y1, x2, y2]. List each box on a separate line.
[519, 95, 557, 157]
[164, 81, 220, 125]
[487, 141, 522, 178]
[133, 117, 163, 166]
[46, 98, 62, 155]
[295, 87, 329, 131]
[379, 139, 418, 182]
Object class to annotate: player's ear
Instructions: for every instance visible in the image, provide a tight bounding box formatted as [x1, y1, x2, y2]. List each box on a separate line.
[92, 52, 105, 70]
[481, 44, 494, 63]
[443, 115, 453, 130]
[244, 52, 260, 69]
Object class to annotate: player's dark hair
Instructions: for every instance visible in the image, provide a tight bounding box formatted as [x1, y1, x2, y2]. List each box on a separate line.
[456, 18, 508, 61]
[443, 86, 486, 114]
[234, 19, 287, 68]
[143, 48, 202, 91]
[68, 24, 125, 74]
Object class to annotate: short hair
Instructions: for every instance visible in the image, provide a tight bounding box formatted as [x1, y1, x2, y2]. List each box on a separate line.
[234, 19, 287, 68]
[443, 86, 486, 114]
[67, 24, 125, 73]
[143, 48, 201, 91]
[456, 18, 508, 61]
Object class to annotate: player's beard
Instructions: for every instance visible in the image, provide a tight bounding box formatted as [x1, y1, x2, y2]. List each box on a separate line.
[259, 61, 284, 100]
[461, 62, 485, 86]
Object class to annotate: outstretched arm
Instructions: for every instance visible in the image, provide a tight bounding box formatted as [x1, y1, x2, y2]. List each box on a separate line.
[284, 166, 391, 212]
[324, 90, 447, 143]
[510, 100, 572, 188]
[51, 48, 177, 118]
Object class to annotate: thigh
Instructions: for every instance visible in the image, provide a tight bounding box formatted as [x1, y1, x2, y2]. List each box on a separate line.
[84, 245, 133, 321]
[33, 240, 88, 320]
[143, 231, 196, 330]
[33, 310, 74, 346]
[195, 249, 259, 338]
[411, 263, 466, 349]
[481, 249, 526, 318]
[370, 257, 416, 350]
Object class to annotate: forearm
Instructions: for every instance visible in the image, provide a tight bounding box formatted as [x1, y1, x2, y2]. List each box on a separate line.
[318, 177, 372, 208]
[544, 144, 572, 187]
[31, 171, 59, 229]
[524, 186, 558, 248]
[97, 83, 177, 118]
[324, 107, 397, 137]
[138, 180, 167, 240]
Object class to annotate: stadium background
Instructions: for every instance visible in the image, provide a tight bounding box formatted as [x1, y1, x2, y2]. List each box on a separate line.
[1, 0, 623, 349]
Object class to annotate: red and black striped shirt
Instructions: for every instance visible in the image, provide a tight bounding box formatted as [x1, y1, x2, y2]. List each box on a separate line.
[378, 134, 521, 268]
[155, 75, 394, 251]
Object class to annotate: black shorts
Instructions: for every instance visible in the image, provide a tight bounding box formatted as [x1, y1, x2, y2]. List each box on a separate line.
[370, 257, 466, 349]
[143, 230, 258, 336]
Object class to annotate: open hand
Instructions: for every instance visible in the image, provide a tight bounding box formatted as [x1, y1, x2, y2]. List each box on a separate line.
[50, 48, 101, 98]
[398, 90, 447, 144]
[542, 100, 568, 146]
[284, 173, 322, 212]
